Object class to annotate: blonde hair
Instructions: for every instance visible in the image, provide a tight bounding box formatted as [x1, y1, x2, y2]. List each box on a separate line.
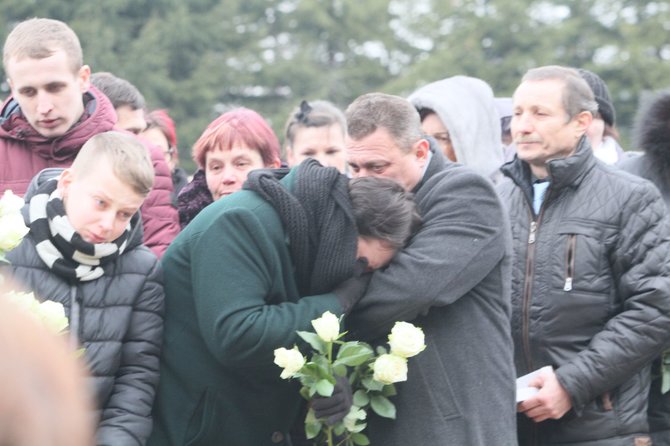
[73, 131, 154, 197]
[3, 17, 83, 75]
[0, 282, 94, 446]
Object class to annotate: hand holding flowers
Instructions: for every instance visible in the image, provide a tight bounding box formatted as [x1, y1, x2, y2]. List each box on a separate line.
[274, 311, 426, 446]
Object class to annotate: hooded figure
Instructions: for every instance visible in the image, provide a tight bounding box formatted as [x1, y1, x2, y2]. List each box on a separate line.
[408, 75, 504, 182]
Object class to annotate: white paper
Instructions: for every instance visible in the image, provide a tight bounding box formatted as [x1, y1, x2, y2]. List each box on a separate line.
[515, 365, 553, 402]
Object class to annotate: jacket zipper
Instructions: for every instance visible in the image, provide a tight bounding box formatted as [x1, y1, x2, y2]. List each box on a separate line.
[522, 218, 538, 374]
[521, 184, 552, 374]
[564, 235, 576, 291]
[69, 285, 80, 350]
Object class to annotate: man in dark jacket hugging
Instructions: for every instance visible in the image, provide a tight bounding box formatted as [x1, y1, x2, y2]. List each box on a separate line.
[498, 65, 670, 445]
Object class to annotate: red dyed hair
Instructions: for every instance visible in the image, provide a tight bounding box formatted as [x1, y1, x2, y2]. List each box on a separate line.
[145, 109, 178, 149]
[192, 108, 280, 169]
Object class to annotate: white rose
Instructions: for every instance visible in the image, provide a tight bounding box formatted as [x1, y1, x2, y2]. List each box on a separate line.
[274, 347, 306, 379]
[4, 290, 40, 313]
[0, 190, 25, 216]
[0, 213, 29, 252]
[342, 406, 367, 432]
[373, 354, 408, 385]
[311, 311, 340, 342]
[37, 300, 69, 334]
[388, 321, 426, 358]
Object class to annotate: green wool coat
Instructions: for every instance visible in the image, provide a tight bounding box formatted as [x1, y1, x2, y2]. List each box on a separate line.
[148, 172, 345, 446]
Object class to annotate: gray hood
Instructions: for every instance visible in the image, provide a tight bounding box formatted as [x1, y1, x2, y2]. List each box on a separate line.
[409, 76, 504, 181]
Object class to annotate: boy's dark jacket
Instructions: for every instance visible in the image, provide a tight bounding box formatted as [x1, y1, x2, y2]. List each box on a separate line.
[2, 172, 165, 446]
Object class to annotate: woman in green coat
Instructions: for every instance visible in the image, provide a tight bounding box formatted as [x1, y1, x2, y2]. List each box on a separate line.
[148, 160, 419, 446]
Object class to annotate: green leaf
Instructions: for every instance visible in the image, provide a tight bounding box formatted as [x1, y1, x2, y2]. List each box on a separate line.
[382, 384, 397, 397]
[316, 379, 335, 397]
[305, 409, 322, 439]
[362, 377, 384, 392]
[333, 423, 346, 436]
[353, 389, 370, 407]
[305, 421, 321, 440]
[351, 432, 371, 445]
[300, 386, 311, 400]
[375, 345, 388, 356]
[333, 363, 347, 377]
[335, 342, 374, 367]
[297, 331, 327, 354]
[370, 395, 396, 419]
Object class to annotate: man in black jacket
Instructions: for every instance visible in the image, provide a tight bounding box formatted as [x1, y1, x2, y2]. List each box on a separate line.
[498, 65, 670, 445]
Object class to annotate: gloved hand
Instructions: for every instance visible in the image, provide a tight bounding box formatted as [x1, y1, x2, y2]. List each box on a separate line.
[311, 375, 353, 426]
[333, 258, 372, 314]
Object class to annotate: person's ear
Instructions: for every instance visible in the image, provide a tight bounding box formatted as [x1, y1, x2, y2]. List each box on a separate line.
[78, 65, 91, 93]
[574, 110, 593, 134]
[413, 138, 430, 162]
[57, 169, 74, 198]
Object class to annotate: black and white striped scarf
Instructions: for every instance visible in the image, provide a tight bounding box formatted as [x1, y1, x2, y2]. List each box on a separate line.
[28, 178, 130, 282]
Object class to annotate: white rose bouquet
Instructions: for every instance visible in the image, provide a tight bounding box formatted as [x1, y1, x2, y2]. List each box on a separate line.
[0, 189, 70, 338]
[0, 190, 29, 262]
[5, 290, 69, 335]
[274, 311, 426, 446]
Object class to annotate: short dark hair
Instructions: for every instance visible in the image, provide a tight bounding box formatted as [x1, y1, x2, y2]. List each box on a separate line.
[90, 72, 146, 110]
[345, 93, 423, 153]
[349, 176, 421, 249]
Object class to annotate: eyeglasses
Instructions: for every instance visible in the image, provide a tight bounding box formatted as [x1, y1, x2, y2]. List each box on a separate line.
[430, 132, 451, 145]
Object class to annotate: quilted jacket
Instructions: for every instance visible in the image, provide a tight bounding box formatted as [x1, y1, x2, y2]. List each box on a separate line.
[3, 183, 165, 446]
[498, 136, 670, 445]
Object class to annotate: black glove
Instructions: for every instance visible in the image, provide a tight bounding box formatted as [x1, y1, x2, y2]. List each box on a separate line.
[333, 258, 372, 314]
[311, 375, 353, 426]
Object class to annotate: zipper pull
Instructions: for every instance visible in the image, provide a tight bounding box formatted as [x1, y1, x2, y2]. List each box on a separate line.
[528, 221, 537, 244]
[564, 277, 573, 291]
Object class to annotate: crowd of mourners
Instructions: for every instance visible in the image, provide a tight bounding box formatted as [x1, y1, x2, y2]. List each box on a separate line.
[1, 17, 670, 446]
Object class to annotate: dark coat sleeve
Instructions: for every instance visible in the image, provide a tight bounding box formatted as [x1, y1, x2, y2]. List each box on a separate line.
[96, 258, 165, 446]
[190, 206, 342, 367]
[139, 141, 180, 258]
[347, 168, 509, 340]
[556, 181, 670, 412]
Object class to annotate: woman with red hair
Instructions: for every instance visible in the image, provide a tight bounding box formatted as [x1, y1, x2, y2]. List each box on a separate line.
[177, 108, 281, 228]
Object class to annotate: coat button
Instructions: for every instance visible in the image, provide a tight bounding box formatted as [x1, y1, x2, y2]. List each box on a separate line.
[271, 431, 284, 443]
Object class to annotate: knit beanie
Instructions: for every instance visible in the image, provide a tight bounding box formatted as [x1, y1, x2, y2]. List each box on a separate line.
[578, 68, 615, 126]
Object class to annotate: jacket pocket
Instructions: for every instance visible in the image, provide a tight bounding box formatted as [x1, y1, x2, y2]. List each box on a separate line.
[555, 221, 610, 294]
[184, 388, 228, 446]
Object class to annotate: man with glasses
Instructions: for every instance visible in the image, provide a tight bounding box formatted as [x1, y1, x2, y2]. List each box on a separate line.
[409, 75, 505, 183]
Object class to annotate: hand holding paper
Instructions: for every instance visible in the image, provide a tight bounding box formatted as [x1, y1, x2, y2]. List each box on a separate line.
[516, 366, 572, 422]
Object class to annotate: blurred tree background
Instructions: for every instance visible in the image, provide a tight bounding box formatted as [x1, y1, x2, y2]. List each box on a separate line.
[0, 0, 668, 172]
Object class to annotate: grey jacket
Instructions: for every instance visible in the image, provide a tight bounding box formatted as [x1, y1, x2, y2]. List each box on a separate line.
[347, 146, 518, 446]
[4, 186, 165, 446]
[499, 137, 670, 445]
